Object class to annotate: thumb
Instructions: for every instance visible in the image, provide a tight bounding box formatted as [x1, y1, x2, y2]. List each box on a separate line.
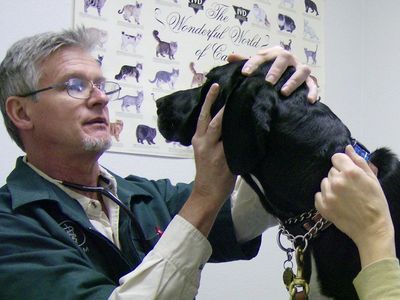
[345, 145, 375, 177]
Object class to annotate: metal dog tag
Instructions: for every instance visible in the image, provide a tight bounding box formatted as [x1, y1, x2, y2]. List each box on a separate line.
[283, 267, 295, 290]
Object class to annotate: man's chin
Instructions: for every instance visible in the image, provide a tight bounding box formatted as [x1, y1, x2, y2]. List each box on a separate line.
[82, 136, 112, 152]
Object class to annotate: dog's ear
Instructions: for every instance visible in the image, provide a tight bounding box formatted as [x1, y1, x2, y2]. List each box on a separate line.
[156, 61, 247, 146]
[176, 61, 247, 145]
[222, 78, 279, 175]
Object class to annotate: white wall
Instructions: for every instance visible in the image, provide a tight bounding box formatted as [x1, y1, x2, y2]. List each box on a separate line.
[1, 1, 399, 299]
[323, 0, 400, 155]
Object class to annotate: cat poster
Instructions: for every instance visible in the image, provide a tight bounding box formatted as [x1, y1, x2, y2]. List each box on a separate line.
[74, 0, 324, 158]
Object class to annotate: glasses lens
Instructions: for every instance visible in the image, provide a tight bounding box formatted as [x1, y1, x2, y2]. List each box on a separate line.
[67, 78, 90, 99]
[103, 81, 121, 100]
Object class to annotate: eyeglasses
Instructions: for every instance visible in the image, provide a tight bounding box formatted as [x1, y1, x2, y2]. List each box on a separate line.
[17, 78, 121, 101]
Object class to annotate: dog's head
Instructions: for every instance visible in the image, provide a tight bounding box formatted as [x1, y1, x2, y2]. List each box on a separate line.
[156, 59, 352, 219]
[156, 60, 310, 176]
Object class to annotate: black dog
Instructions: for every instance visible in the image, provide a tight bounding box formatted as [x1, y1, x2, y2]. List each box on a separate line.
[156, 60, 400, 299]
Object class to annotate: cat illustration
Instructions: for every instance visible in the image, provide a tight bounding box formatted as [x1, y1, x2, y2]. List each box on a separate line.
[280, 39, 292, 51]
[86, 27, 108, 49]
[121, 32, 142, 51]
[280, 0, 295, 8]
[305, 0, 319, 16]
[277, 14, 296, 33]
[189, 62, 206, 87]
[149, 69, 179, 90]
[84, 0, 106, 16]
[252, 4, 270, 27]
[153, 30, 178, 60]
[136, 125, 157, 145]
[118, 2, 143, 24]
[304, 44, 318, 64]
[118, 91, 144, 113]
[110, 119, 124, 142]
[114, 63, 143, 82]
[304, 20, 319, 41]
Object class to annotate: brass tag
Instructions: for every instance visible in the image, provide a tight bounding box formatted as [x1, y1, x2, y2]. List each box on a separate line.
[283, 267, 295, 290]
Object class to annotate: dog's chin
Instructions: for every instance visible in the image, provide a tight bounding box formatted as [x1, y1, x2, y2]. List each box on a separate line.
[157, 118, 178, 142]
[156, 101, 179, 143]
[157, 115, 190, 145]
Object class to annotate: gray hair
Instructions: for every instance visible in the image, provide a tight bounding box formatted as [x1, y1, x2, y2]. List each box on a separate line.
[0, 26, 98, 151]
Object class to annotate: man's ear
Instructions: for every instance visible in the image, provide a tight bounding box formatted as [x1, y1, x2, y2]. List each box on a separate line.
[6, 96, 34, 130]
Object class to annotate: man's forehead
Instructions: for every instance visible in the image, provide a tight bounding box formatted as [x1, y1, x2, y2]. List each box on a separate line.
[39, 46, 103, 81]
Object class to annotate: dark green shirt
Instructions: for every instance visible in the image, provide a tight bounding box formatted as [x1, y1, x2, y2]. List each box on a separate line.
[0, 157, 261, 299]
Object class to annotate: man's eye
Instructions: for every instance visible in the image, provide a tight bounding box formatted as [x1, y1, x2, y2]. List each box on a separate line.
[67, 78, 86, 92]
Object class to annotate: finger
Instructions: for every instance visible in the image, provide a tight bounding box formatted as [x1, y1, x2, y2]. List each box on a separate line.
[327, 166, 340, 179]
[196, 83, 220, 134]
[241, 46, 288, 76]
[280, 64, 311, 96]
[331, 152, 354, 172]
[241, 55, 272, 75]
[305, 76, 319, 103]
[320, 176, 330, 195]
[256, 45, 283, 56]
[228, 53, 248, 63]
[314, 192, 326, 216]
[315, 178, 331, 217]
[345, 145, 376, 176]
[208, 106, 225, 142]
[264, 52, 296, 84]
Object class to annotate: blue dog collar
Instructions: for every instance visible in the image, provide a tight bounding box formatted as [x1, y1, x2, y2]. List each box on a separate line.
[351, 139, 371, 161]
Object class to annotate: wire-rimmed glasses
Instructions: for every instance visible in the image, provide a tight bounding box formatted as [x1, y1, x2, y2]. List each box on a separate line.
[17, 77, 121, 101]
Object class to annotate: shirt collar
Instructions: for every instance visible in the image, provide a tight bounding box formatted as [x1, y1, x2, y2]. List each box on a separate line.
[23, 155, 118, 191]
[7, 156, 153, 210]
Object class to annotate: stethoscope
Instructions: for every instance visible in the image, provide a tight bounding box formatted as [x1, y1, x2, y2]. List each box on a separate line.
[60, 180, 152, 254]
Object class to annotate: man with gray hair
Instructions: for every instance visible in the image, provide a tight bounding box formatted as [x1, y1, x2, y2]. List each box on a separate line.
[0, 27, 314, 299]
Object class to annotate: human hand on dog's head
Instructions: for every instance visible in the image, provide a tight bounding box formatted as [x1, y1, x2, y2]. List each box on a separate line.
[314, 145, 396, 268]
[228, 45, 318, 103]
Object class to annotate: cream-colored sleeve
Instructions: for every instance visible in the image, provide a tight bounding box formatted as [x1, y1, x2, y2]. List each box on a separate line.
[231, 176, 278, 243]
[353, 258, 400, 300]
[108, 215, 212, 300]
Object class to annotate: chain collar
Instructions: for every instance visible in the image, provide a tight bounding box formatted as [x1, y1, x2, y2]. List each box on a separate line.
[277, 209, 331, 252]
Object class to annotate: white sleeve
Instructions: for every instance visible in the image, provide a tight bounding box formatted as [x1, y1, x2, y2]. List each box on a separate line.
[231, 176, 278, 243]
[108, 215, 212, 300]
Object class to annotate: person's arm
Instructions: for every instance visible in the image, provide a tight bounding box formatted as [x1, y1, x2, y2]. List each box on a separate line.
[109, 215, 212, 299]
[353, 258, 400, 300]
[315, 145, 399, 299]
[178, 83, 236, 237]
[110, 83, 233, 300]
[231, 176, 277, 243]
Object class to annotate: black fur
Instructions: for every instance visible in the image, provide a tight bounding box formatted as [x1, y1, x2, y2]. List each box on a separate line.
[155, 60, 400, 299]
